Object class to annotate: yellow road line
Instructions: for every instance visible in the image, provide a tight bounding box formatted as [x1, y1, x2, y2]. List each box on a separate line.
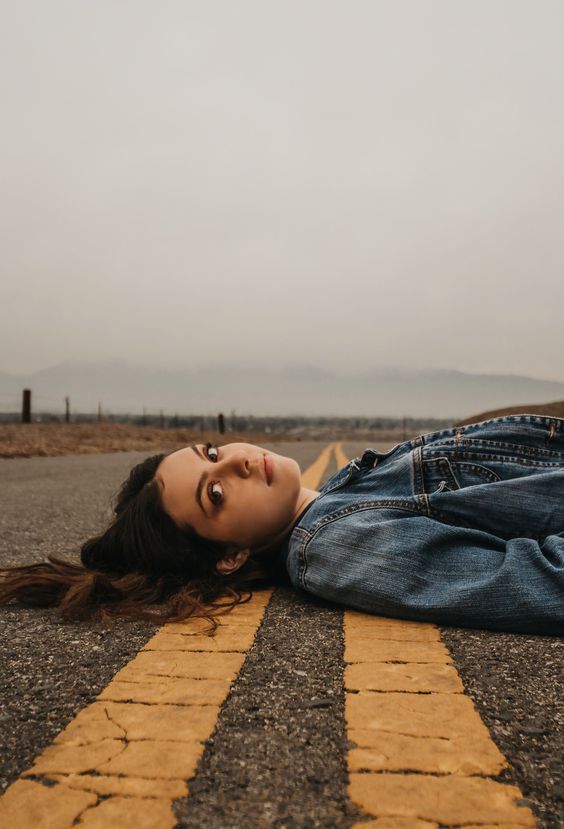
[301, 440, 336, 490]
[334, 441, 349, 471]
[0, 443, 336, 829]
[336, 441, 536, 828]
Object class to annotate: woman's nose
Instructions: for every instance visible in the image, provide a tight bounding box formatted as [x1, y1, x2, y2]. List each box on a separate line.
[218, 450, 250, 477]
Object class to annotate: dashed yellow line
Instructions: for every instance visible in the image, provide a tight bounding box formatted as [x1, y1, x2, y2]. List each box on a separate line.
[334, 441, 536, 828]
[0, 443, 336, 829]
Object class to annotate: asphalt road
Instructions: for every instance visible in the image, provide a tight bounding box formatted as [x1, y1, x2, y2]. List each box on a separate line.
[1, 441, 562, 827]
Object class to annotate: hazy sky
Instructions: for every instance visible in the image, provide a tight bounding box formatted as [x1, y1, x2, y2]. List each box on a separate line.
[2, 1, 563, 381]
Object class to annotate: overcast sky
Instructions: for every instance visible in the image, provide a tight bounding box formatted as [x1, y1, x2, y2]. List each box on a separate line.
[1, 1, 563, 381]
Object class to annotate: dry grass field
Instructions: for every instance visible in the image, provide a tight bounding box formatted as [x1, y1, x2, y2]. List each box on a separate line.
[0, 422, 300, 459]
[2, 400, 563, 458]
[457, 399, 564, 425]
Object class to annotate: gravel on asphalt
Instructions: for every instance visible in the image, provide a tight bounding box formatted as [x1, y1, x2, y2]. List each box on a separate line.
[173, 586, 366, 829]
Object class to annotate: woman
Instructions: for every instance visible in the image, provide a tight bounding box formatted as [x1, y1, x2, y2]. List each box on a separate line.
[1, 414, 563, 634]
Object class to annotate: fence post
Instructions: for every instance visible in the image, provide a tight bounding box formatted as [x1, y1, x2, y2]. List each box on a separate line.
[65, 396, 70, 423]
[22, 389, 31, 423]
[218, 412, 225, 434]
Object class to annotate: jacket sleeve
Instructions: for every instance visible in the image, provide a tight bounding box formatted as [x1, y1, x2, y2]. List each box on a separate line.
[294, 508, 564, 634]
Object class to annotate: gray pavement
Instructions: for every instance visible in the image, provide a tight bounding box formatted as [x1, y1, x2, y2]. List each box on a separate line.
[174, 587, 360, 829]
[441, 627, 563, 828]
[1, 441, 563, 827]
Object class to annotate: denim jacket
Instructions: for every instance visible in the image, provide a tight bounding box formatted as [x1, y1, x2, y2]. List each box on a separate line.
[282, 415, 564, 634]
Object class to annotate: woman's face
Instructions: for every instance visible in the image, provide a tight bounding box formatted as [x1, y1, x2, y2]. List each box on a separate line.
[155, 442, 305, 553]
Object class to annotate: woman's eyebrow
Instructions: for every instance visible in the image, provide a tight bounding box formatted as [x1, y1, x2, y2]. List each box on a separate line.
[190, 444, 209, 517]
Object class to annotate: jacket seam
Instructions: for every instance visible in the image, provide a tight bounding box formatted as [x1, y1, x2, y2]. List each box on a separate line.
[419, 414, 564, 448]
[425, 440, 564, 461]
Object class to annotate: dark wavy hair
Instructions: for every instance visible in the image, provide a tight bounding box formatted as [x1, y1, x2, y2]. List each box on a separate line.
[0, 452, 287, 628]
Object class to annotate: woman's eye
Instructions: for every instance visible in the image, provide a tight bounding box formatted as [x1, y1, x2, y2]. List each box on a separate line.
[205, 442, 219, 462]
[208, 481, 223, 505]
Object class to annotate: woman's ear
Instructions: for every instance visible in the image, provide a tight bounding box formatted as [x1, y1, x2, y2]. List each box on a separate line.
[216, 548, 250, 575]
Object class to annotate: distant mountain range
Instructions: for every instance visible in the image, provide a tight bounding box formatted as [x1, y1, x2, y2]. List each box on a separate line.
[1, 361, 563, 420]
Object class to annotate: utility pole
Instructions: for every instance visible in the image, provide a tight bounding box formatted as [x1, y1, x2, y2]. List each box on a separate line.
[65, 396, 70, 423]
[22, 389, 31, 423]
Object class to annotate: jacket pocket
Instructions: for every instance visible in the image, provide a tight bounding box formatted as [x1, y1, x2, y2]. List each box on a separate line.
[422, 457, 460, 494]
[424, 456, 502, 493]
[449, 460, 502, 488]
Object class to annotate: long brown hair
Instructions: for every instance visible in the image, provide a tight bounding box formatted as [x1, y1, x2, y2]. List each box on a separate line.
[0, 452, 286, 629]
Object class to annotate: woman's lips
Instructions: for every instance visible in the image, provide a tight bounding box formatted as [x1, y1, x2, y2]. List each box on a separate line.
[264, 454, 273, 485]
